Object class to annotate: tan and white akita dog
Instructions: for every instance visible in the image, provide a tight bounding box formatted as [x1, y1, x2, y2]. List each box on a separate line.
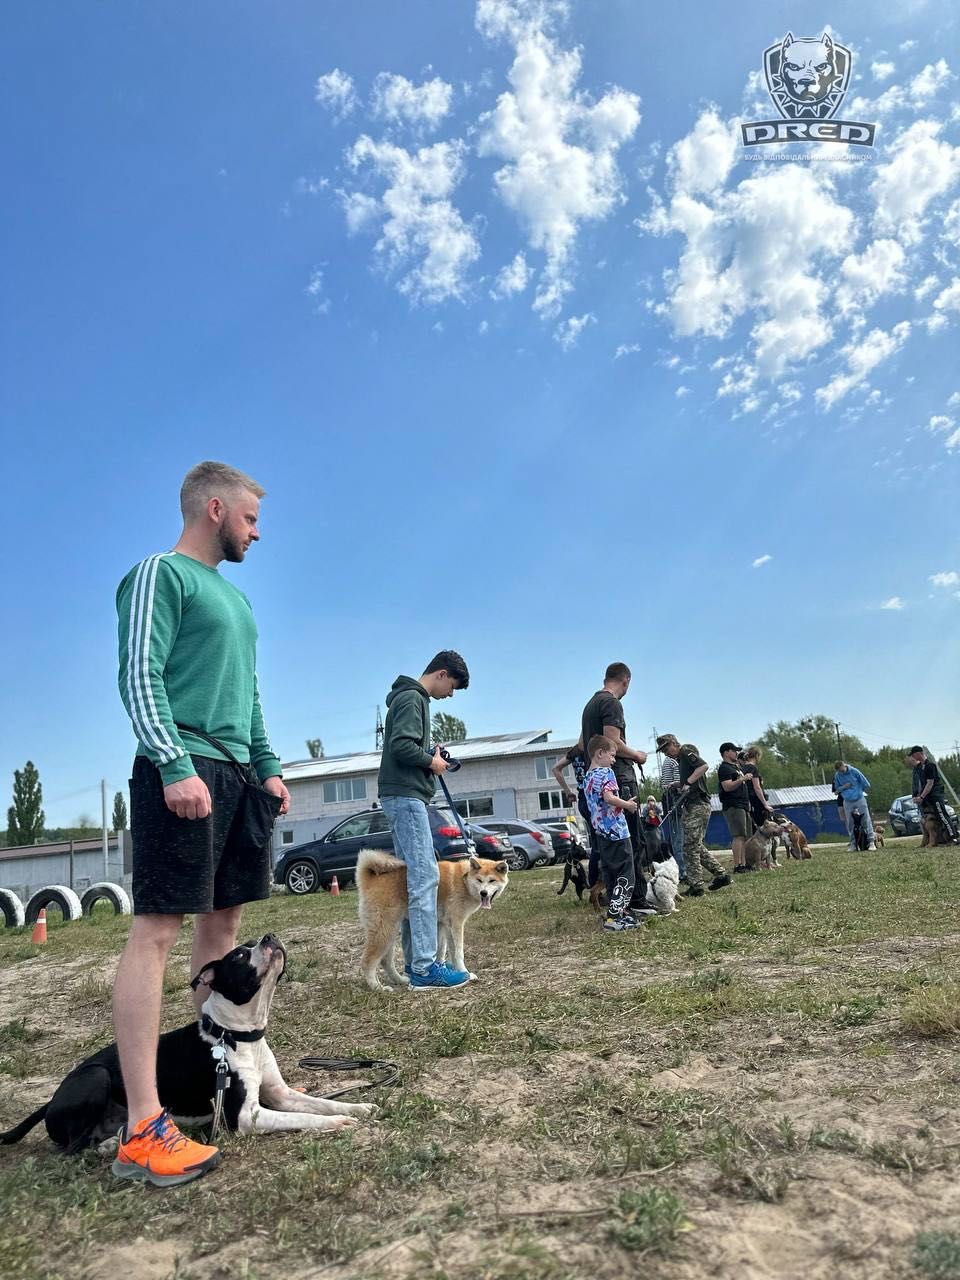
[357, 850, 509, 992]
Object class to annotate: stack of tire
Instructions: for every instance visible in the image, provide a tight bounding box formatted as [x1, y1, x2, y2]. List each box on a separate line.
[0, 882, 131, 929]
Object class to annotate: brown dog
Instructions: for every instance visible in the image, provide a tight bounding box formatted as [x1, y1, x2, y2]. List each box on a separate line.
[921, 812, 950, 847]
[776, 818, 812, 860]
[873, 820, 886, 849]
[744, 820, 783, 870]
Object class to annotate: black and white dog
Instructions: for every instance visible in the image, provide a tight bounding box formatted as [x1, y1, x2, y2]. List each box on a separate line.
[0, 934, 376, 1153]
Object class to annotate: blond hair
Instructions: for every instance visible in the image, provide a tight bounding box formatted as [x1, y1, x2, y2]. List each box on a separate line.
[180, 461, 265, 521]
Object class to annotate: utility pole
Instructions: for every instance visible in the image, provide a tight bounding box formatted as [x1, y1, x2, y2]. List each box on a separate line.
[101, 778, 109, 879]
[375, 706, 384, 751]
[834, 721, 843, 761]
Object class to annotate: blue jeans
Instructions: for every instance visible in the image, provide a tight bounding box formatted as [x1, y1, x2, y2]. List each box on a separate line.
[380, 795, 439, 976]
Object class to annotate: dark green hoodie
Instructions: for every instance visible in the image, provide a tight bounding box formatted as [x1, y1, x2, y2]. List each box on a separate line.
[377, 676, 435, 802]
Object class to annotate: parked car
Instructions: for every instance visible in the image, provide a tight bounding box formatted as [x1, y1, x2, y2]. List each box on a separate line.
[465, 822, 517, 865]
[533, 820, 588, 863]
[888, 794, 956, 837]
[275, 804, 494, 895]
[472, 819, 554, 870]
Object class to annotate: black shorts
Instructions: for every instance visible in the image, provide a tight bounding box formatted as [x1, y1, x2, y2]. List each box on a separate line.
[129, 755, 271, 916]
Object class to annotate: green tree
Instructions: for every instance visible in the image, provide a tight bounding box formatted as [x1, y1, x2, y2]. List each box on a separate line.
[755, 716, 868, 787]
[431, 713, 467, 744]
[305, 738, 324, 759]
[112, 791, 128, 832]
[6, 761, 45, 847]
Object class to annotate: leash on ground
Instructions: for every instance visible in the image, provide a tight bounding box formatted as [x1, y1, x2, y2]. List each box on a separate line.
[298, 1056, 401, 1098]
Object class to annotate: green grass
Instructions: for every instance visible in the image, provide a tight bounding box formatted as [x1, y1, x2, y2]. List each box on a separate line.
[1, 841, 959, 1279]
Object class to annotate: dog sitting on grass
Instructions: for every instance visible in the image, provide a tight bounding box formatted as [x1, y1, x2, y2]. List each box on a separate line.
[744, 820, 784, 870]
[644, 856, 681, 913]
[873, 820, 886, 849]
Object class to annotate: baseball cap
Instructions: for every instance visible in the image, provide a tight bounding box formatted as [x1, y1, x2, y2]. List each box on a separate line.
[908, 745, 924, 755]
[719, 742, 742, 754]
[656, 734, 679, 751]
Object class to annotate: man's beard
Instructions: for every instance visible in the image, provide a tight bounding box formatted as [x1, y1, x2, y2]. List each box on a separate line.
[217, 526, 246, 563]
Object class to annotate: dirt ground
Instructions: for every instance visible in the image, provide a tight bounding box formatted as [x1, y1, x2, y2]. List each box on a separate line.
[2, 854, 960, 1280]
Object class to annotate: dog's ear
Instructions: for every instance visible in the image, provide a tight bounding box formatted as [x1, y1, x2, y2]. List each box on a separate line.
[494, 860, 509, 874]
[468, 856, 482, 871]
[190, 961, 219, 992]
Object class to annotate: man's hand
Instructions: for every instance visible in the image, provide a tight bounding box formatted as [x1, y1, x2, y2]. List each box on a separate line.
[563, 790, 575, 804]
[624, 798, 639, 814]
[264, 776, 290, 815]
[429, 749, 448, 775]
[635, 750, 648, 766]
[163, 776, 212, 820]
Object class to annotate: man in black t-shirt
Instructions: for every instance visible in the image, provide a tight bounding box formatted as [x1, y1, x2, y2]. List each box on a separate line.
[578, 662, 648, 904]
[718, 742, 754, 871]
[908, 746, 960, 843]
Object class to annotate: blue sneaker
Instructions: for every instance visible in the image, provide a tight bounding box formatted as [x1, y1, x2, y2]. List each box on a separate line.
[410, 961, 470, 990]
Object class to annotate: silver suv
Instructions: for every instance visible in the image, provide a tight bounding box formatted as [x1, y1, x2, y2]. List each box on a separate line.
[476, 819, 553, 870]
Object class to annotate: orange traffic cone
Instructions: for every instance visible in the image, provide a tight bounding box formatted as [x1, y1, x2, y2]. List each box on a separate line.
[31, 908, 47, 945]
[330, 875, 340, 897]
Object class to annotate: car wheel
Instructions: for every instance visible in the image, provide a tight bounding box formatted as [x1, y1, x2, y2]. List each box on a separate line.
[285, 860, 319, 895]
[507, 850, 530, 871]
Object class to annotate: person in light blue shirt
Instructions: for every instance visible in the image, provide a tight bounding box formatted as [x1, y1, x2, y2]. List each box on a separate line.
[833, 761, 876, 851]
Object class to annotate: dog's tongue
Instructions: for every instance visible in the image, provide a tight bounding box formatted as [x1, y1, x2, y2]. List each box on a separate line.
[480, 897, 492, 909]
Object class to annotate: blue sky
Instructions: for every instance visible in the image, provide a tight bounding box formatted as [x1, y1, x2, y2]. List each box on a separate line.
[3, 0, 959, 827]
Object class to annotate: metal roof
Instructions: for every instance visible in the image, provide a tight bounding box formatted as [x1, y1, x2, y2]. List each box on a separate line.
[282, 730, 571, 781]
[766, 785, 836, 805]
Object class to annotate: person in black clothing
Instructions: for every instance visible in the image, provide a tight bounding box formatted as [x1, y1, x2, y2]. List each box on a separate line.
[718, 742, 754, 871]
[578, 662, 648, 905]
[908, 746, 960, 843]
[739, 746, 775, 830]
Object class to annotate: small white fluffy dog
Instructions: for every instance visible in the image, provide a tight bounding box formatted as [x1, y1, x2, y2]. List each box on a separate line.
[644, 856, 681, 914]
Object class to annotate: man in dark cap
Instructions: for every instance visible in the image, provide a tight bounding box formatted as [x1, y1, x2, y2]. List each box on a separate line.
[908, 747, 960, 844]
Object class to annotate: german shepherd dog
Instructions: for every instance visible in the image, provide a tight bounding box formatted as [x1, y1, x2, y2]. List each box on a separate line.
[356, 852, 509, 991]
[851, 811, 871, 851]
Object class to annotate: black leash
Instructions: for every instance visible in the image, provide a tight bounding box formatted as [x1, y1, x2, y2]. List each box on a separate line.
[435, 768, 474, 855]
[297, 1056, 401, 1099]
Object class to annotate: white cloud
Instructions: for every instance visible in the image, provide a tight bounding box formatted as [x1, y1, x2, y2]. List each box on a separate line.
[909, 59, 952, 106]
[371, 73, 453, 129]
[343, 136, 480, 303]
[871, 120, 960, 246]
[880, 597, 905, 610]
[553, 312, 595, 349]
[815, 322, 911, 410]
[477, 5, 640, 317]
[752, 554, 772, 568]
[932, 277, 960, 319]
[305, 268, 330, 314]
[943, 199, 960, 247]
[642, 158, 854, 377]
[675, 385, 690, 398]
[315, 69, 357, 119]
[930, 571, 960, 587]
[900, 39, 917, 52]
[490, 252, 531, 299]
[666, 107, 738, 198]
[871, 60, 895, 82]
[914, 274, 939, 300]
[948, 392, 960, 407]
[614, 342, 642, 358]
[927, 414, 960, 450]
[835, 239, 906, 318]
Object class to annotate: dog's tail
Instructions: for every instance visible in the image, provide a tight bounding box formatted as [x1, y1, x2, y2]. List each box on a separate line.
[356, 848, 406, 893]
[0, 1102, 49, 1145]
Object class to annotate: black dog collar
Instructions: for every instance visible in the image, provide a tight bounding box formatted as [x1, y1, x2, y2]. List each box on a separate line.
[201, 1012, 266, 1049]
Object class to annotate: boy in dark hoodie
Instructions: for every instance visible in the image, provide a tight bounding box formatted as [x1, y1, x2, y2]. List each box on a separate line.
[378, 650, 471, 990]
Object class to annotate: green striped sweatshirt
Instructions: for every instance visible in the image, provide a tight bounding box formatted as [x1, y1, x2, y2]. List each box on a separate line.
[116, 552, 282, 785]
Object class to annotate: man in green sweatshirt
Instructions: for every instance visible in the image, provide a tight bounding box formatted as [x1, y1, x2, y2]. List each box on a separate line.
[378, 651, 471, 991]
[112, 461, 289, 1187]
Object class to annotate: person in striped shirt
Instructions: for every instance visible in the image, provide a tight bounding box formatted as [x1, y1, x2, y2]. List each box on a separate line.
[111, 461, 289, 1187]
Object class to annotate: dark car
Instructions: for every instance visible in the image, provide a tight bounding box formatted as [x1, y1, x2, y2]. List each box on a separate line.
[274, 805, 511, 895]
[533, 820, 589, 864]
[888, 794, 956, 837]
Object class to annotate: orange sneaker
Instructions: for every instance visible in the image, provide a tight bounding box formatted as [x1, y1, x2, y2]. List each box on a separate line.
[111, 1109, 220, 1187]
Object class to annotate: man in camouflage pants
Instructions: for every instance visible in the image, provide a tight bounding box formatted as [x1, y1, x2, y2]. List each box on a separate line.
[667, 739, 731, 897]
